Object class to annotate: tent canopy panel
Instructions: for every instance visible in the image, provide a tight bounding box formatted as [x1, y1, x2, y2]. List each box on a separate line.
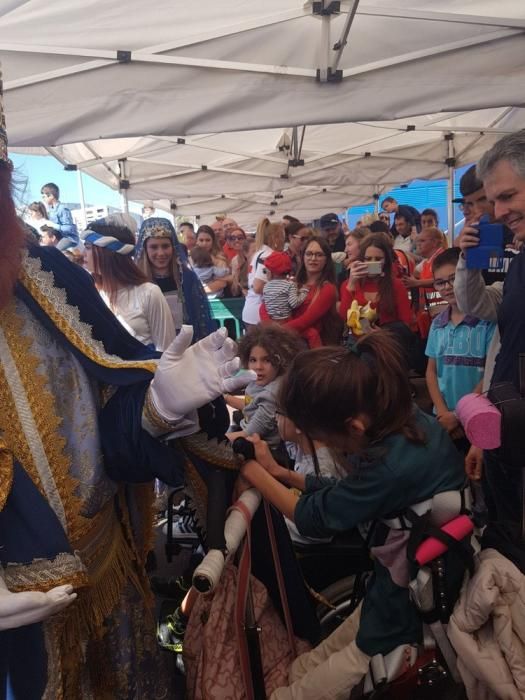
[3, 1, 525, 146]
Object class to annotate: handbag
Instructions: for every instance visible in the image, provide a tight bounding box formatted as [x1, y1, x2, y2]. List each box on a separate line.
[184, 500, 310, 699]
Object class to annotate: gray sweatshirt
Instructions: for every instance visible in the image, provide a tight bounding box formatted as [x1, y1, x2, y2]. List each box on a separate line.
[241, 377, 281, 447]
[454, 253, 502, 391]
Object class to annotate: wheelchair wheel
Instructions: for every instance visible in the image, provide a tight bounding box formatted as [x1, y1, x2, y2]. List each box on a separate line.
[316, 575, 360, 639]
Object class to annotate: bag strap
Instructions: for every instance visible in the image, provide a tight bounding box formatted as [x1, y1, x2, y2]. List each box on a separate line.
[232, 499, 257, 700]
[263, 500, 297, 658]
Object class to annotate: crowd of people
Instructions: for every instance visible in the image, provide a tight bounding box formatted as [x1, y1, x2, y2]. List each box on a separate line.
[4, 56, 525, 698]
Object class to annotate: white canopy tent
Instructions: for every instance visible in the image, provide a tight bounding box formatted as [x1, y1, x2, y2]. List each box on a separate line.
[15, 106, 525, 227]
[3, 1, 525, 227]
[3, 1, 525, 144]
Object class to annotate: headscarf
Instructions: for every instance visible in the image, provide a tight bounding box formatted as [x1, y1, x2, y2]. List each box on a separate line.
[136, 217, 216, 341]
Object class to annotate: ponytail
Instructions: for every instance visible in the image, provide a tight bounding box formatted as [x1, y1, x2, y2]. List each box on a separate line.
[280, 330, 425, 445]
[255, 217, 271, 250]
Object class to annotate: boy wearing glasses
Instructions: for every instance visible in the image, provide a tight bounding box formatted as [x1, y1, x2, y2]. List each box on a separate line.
[425, 248, 496, 440]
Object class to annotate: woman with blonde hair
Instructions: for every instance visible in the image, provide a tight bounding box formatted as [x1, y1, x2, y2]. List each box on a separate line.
[242, 217, 286, 329]
[135, 217, 216, 341]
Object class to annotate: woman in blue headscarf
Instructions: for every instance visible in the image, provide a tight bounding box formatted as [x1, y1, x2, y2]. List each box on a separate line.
[136, 217, 217, 341]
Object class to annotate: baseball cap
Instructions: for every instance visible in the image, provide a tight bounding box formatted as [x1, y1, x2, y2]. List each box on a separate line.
[453, 165, 484, 203]
[319, 213, 340, 229]
[264, 251, 292, 276]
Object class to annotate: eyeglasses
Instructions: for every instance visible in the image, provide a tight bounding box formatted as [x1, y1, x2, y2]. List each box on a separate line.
[292, 235, 310, 242]
[228, 235, 244, 241]
[433, 275, 455, 290]
[304, 251, 326, 259]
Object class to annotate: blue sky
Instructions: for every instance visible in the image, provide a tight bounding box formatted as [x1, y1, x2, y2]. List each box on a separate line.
[11, 153, 124, 209]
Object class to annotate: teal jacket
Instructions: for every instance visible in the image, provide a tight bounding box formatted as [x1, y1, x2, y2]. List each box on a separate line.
[294, 408, 465, 656]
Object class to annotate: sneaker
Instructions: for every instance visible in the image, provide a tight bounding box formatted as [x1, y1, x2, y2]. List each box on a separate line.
[150, 575, 190, 601]
[157, 602, 188, 654]
[163, 512, 199, 542]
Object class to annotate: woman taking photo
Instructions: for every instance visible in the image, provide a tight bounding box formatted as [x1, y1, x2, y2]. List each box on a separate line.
[239, 332, 464, 700]
[82, 215, 175, 351]
[339, 233, 412, 328]
[242, 218, 286, 329]
[261, 236, 341, 346]
[136, 217, 216, 341]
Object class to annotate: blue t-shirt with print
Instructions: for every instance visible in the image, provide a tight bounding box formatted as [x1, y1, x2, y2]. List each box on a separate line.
[425, 307, 496, 410]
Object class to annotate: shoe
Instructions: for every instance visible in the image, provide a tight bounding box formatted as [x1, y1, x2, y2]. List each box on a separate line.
[163, 512, 199, 542]
[157, 602, 188, 654]
[150, 575, 190, 601]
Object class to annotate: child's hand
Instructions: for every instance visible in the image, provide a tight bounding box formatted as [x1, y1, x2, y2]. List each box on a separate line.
[465, 445, 483, 480]
[226, 430, 245, 442]
[437, 410, 459, 434]
[245, 434, 281, 477]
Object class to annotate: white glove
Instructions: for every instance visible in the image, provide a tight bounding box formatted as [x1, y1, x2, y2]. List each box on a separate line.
[0, 582, 77, 631]
[150, 325, 256, 422]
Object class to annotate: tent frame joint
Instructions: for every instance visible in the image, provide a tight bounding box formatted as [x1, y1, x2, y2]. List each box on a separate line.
[316, 67, 343, 82]
[312, 1, 340, 16]
[116, 50, 132, 63]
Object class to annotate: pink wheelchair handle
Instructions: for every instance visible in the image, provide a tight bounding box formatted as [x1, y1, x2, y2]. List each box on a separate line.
[415, 514, 473, 566]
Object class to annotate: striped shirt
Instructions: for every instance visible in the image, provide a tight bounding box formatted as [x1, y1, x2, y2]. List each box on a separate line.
[262, 280, 309, 321]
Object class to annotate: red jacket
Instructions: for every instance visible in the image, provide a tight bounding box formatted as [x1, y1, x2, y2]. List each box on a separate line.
[339, 276, 411, 326]
[260, 283, 337, 337]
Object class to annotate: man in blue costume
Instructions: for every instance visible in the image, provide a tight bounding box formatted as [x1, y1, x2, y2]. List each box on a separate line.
[0, 71, 252, 699]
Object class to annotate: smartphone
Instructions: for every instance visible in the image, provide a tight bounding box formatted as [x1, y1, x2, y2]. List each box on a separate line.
[366, 261, 383, 276]
[466, 215, 504, 270]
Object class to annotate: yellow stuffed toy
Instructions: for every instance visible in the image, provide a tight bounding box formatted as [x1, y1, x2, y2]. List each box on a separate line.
[346, 300, 378, 336]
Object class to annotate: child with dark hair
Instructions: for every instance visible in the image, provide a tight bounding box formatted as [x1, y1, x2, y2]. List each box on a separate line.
[237, 331, 464, 700]
[239, 330, 465, 699]
[225, 325, 302, 451]
[190, 246, 229, 297]
[425, 248, 496, 441]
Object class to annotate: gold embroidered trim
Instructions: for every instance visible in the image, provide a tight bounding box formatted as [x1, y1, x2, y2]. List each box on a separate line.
[0, 438, 13, 511]
[19, 254, 158, 374]
[179, 433, 241, 472]
[4, 552, 88, 593]
[42, 505, 152, 700]
[0, 300, 89, 541]
[143, 388, 175, 436]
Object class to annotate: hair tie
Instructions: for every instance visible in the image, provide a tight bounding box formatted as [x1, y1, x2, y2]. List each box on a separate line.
[347, 342, 361, 357]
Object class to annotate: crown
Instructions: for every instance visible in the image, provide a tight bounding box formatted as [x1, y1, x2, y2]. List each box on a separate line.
[142, 224, 172, 240]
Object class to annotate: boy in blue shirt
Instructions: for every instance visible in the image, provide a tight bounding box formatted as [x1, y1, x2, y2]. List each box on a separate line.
[426, 248, 496, 440]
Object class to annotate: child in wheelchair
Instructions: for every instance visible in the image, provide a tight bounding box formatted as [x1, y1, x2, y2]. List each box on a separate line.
[240, 330, 470, 700]
[225, 324, 303, 464]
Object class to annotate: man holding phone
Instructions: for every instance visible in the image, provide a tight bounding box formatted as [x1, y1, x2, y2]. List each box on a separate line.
[454, 165, 517, 284]
[454, 131, 525, 524]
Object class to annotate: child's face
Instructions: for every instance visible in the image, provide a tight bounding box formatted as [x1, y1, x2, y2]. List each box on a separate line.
[433, 263, 457, 305]
[248, 345, 279, 386]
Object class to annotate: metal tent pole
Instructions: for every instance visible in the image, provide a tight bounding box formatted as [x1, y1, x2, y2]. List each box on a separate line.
[445, 134, 456, 246]
[119, 159, 130, 213]
[76, 168, 87, 228]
